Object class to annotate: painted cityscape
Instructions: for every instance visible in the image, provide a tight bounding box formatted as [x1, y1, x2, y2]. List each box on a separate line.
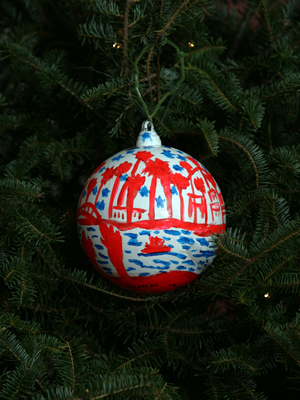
[77, 145, 226, 293]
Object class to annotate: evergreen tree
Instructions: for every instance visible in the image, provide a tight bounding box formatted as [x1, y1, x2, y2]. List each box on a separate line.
[1, 0, 300, 399]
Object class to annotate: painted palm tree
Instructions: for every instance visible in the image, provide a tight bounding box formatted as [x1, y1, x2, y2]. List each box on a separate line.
[108, 161, 132, 219]
[170, 172, 189, 221]
[117, 151, 152, 207]
[94, 165, 116, 206]
[142, 158, 172, 220]
[125, 174, 146, 223]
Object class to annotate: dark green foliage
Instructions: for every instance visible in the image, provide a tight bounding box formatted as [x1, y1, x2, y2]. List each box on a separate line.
[1, 0, 300, 399]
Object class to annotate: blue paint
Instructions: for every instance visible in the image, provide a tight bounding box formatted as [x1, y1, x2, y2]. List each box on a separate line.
[144, 146, 154, 149]
[129, 259, 144, 267]
[97, 260, 109, 265]
[120, 174, 128, 181]
[87, 227, 96, 231]
[102, 267, 112, 271]
[176, 266, 186, 270]
[153, 260, 170, 266]
[177, 237, 195, 245]
[92, 235, 98, 239]
[173, 164, 184, 171]
[161, 149, 175, 159]
[188, 267, 195, 272]
[164, 229, 181, 236]
[138, 251, 187, 259]
[139, 272, 151, 276]
[154, 230, 159, 233]
[142, 132, 152, 143]
[182, 245, 191, 250]
[181, 230, 192, 235]
[112, 154, 124, 161]
[96, 200, 105, 210]
[197, 260, 205, 264]
[183, 260, 195, 265]
[94, 244, 104, 250]
[171, 185, 178, 195]
[92, 186, 98, 195]
[139, 230, 151, 236]
[139, 186, 149, 197]
[170, 260, 179, 264]
[83, 190, 86, 198]
[126, 148, 138, 154]
[124, 250, 131, 254]
[98, 253, 109, 259]
[124, 233, 138, 239]
[168, 244, 174, 248]
[98, 166, 106, 173]
[127, 239, 143, 246]
[157, 266, 170, 270]
[155, 196, 165, 208]
[126, 267, 136, 271]
[102, 188, 110, 197]
[162, 236, 171, 241]
[177, 155, 187, 161]
[196, 238, 210, 246]
[200, 250, 215, 258]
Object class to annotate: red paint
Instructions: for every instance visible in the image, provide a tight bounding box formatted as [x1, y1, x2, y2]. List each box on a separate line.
[194, 177, 208, 224]
[131, 151, 153, 175]
[103, 270, 197, 294]
[126, 174, 146, 223]
[141, 236, 172, 254]
[86, 178, 97, 202]
[143, 158, 173, 219]
[99, 224, 127, 278]
[77, 202, 102, 225]
[170, 172, 189, 220]
[108, 162, 132, 219]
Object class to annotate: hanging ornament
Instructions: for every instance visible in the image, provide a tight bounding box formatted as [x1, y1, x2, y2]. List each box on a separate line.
[77, 121, 226, 293]
[77, 39, 225, 293]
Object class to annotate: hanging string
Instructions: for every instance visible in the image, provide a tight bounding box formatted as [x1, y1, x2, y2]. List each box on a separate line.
[133, 38, 186, 125]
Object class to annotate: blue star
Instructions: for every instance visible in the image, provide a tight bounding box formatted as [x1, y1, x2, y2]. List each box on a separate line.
[177, 155, 187, 161]
[161, 149, 175, 159]
[171, 185, 178, 195]
[98, 166, 106, 173]
[96, 200, 105, 211]
[112, 154, 125, 161]
[120, 174, 128, 181]
[92, 186, 98, 195]
[139, 186, 149, 197]
[173, 164, 183, 171]
[155, 196, 165, 208]
[102, 188, 110, 197]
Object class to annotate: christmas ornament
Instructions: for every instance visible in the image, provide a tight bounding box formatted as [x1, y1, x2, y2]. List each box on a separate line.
[77, 121, 226, 293]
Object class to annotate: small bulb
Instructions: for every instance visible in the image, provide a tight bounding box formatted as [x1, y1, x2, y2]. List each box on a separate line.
[113, 43, 121, 49]
[264, 292, 270, 298]
[189, 41, 195, 48]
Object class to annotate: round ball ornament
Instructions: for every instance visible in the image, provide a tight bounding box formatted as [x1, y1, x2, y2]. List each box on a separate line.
[77, 122, 226, 293]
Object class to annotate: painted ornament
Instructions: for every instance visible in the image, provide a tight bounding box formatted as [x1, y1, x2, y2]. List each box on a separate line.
[77, 122, 226, 293]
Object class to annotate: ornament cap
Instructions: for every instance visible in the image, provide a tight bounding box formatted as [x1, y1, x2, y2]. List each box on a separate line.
[136, 121, 162, 147]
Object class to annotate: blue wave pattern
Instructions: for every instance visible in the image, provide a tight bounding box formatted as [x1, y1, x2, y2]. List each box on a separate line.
[81, 225, 216, 278]
[122, 228, 216, 276]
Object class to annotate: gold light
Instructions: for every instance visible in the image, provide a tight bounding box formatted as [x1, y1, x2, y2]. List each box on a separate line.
[189, 41, 195, 48]
[113, 43, 121, 49]
[264, 292, 270, 298]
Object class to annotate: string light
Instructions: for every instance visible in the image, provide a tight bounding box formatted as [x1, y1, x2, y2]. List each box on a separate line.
[113, 43, 121, 49]
[264, 292, 270, 298]
[188, 41, 195, 48]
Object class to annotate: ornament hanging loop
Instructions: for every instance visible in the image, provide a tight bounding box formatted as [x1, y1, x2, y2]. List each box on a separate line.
[134, 38, 186, 126]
